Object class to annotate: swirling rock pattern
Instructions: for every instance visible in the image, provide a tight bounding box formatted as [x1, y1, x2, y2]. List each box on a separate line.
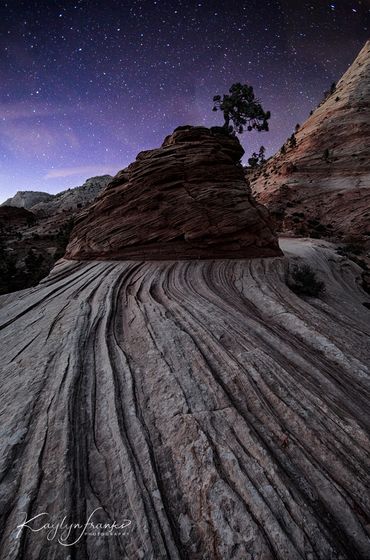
[0, 239, 369, 559]
[65, 126, 281, 260]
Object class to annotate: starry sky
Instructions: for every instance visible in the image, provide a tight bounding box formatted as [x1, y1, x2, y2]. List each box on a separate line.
[0, 0, 369, 201]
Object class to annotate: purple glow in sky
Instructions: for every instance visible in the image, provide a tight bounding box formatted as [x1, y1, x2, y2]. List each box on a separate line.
[0, 0, 369, 201]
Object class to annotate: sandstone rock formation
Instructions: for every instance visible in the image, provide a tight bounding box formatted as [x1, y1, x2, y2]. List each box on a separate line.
[65, 126, 281, 260]
[0, 239, 369, 559]
[250, 40, 370, 240]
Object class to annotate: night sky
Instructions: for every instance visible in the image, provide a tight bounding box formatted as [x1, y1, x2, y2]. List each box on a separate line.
[0, 0, 369, 201]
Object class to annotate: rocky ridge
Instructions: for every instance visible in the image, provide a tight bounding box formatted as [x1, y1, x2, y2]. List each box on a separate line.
[250, 40, 370, 240]
[31, 175, 112, 216]
[2, 175, 112, 215]
[1, 190, 53, 209]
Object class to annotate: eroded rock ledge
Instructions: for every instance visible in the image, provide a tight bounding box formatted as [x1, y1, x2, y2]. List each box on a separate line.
[65, 126, 281, 260]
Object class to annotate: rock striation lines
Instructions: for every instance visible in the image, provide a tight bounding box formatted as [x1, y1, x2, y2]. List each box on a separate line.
[0, 239, 369, 559]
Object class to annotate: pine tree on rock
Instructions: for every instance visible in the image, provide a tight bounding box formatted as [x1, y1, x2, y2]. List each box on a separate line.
[212, 83, 270, 135]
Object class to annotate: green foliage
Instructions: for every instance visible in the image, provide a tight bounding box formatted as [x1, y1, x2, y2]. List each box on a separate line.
[24, 250, 45, 286]
[0, 239, 17, 294]
[337, 244, 364, 257]
[212, 83, 270, 135]
[54, 217, 75, 260]
[0, 242, 46, 295]
[287, 264, 326, 297]
[248, 145, 266, 168]
[322, 82, 337, 103]
[288, 133, 297, 148]
[323, 148, 330, 161]
[26, 215, 36, 227]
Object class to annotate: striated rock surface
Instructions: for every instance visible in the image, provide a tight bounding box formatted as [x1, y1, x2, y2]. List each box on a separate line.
[65, 126, 281, 260]
[0, 239, 369, 559]
[250, 40, 370, 239]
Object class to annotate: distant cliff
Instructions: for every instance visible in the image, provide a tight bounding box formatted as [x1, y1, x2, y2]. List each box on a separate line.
[250, 40, 370, 240]
[1, 190, 53, 209]
[2, 175, 112, 215]
[31, 175, 113, 215]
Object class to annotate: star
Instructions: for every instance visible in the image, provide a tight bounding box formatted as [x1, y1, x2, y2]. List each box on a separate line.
[0, 0, 369, 198]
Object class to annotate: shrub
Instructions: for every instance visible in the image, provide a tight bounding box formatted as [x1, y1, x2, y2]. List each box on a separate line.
[287, 264, 326, 297]
[288, 133, 297, 148]
[323, 148, 330, 161]
[337, 244, 364, 257]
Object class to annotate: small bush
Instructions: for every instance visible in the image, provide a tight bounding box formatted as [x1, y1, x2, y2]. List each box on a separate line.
[287, 264, 326, 297]
[337, 244, 364, 257]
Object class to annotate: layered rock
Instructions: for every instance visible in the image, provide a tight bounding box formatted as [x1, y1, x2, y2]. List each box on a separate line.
[0, 240, 370, 559]
[65, 126, 281, 260]
[250, 40, 370, 239]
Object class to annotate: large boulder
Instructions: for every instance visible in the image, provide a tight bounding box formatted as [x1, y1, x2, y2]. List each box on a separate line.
[65, 126, 281, 260]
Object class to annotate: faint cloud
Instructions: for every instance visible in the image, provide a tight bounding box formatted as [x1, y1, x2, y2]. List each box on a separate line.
[0, 100, 82, 158]
[45, 165, 118, 179]
[0, 121, 80, 157]
[0, 101, 64, 120]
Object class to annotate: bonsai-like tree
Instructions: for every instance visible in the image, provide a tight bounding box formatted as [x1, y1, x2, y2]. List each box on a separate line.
[212, 83, 270, 134]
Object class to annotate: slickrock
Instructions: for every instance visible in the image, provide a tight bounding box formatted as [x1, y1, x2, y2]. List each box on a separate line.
[0, 239, 369, 559]
[65, 126, 281, 260]
[250, 40, 370, 239]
